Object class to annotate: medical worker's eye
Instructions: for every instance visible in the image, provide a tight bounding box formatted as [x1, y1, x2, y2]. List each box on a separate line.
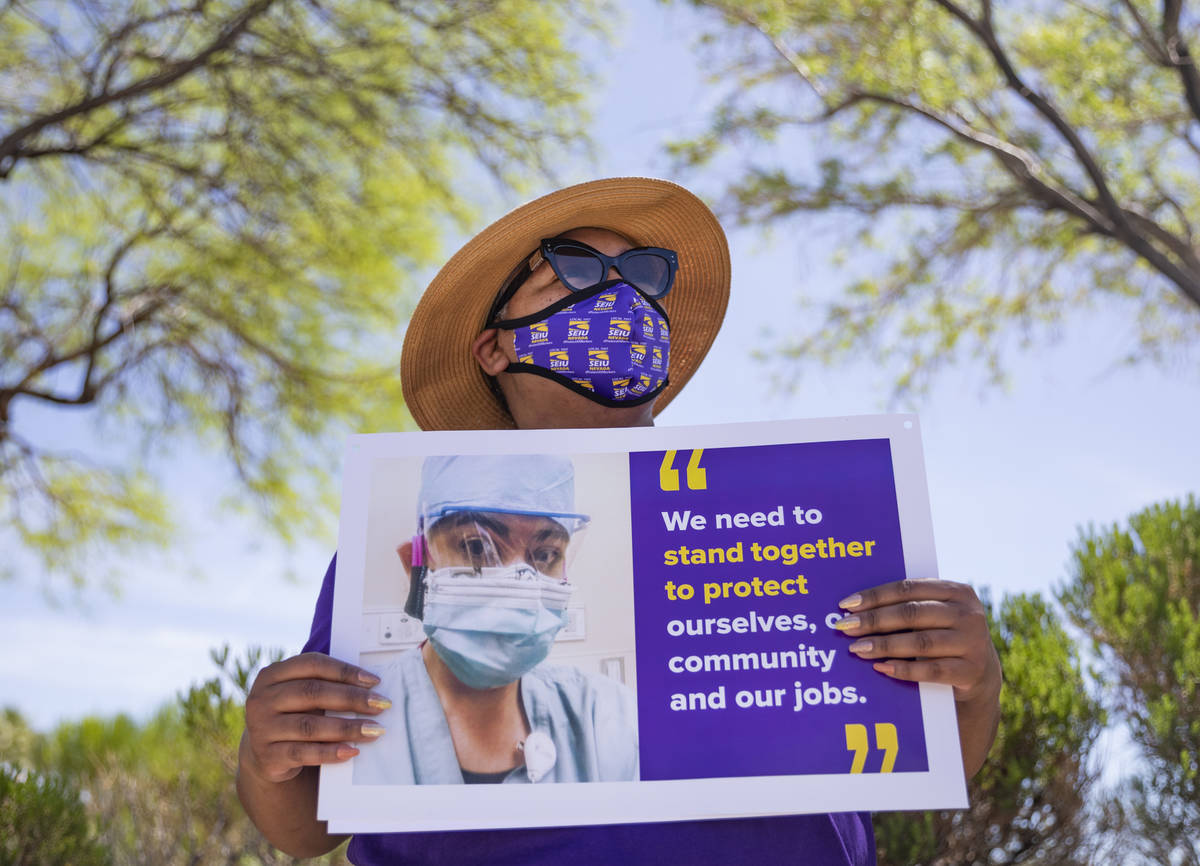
[528, 543, 566, 576]
[457, 534, 493, 567]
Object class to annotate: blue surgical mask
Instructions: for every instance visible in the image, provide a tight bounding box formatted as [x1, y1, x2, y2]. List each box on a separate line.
[494, 280, 670, 406]
[420, 564, 574, 689]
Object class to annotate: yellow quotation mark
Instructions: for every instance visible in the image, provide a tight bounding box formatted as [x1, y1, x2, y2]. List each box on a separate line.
[844, 723, 899, 774]
[660, 449, 707, 491]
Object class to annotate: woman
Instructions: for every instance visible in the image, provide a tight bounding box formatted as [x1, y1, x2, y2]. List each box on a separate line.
[353, 453, 638, 785]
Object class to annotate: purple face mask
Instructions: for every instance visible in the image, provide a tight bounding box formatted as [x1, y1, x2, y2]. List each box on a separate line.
[493, 280, 670, 406]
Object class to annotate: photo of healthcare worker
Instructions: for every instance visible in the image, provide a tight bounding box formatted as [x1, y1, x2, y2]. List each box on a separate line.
[352, 452, 639, 785]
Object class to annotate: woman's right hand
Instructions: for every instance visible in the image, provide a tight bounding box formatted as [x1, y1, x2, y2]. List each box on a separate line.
[241, 652, 390, 784]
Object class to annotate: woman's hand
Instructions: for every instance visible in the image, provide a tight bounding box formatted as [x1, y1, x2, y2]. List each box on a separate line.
[834, 578, 1003, 776]
[240, 652, 390, 784]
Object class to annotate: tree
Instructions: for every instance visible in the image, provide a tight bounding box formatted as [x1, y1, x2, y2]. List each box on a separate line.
[1059, 496, 1200, 866]
[0, 0, 600, 589]
[669, 0, 1200, 394]
[873, 592, 1105, 866]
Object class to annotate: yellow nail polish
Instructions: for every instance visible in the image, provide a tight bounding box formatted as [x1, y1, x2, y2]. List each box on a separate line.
[367, 695, 392, 710]
[834, 615, 860, 631]
[361, 723, 385, 738]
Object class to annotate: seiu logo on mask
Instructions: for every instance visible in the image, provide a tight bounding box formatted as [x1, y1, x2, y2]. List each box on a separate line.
[502, 280, 670, 405]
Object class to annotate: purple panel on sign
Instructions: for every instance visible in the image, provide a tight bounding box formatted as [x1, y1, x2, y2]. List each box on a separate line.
[629, 439, 929, 781]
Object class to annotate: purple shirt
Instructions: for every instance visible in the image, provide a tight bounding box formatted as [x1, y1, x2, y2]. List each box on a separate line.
[305, 556, 876, 866]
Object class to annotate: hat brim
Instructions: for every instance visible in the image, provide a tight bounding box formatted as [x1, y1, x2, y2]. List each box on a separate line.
[400, 177, 731, 430]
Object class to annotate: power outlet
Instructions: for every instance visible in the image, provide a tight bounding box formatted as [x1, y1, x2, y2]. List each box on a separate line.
[558, 607, 586, 641]
[380, 614, 423, 645]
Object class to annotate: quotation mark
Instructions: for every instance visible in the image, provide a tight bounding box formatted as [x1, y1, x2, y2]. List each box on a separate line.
[845, 722, 898, 774]
[659, 449, 707, 491]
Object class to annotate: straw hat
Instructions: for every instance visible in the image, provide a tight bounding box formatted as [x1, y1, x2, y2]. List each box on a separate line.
[400, 177, 731, 430]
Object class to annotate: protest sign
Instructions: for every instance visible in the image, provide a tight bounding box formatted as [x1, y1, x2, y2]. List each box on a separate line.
[319, 416, 967, 832]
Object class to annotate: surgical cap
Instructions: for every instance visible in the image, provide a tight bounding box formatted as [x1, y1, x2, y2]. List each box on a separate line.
[418, 454, 588, 533]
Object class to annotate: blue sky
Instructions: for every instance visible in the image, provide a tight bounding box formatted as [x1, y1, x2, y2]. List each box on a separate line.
[1, 0, 1196, 762]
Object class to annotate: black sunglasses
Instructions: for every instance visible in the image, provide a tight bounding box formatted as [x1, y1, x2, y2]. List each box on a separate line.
[487, 236, 679, 326]
[536, 237, 677, 300]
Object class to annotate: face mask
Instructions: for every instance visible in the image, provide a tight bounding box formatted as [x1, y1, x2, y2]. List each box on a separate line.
[420, 564, 574, 689]
[494, 280, 670, 406]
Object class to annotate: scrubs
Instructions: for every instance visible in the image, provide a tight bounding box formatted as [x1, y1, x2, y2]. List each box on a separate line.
[354, 647, 639, 785]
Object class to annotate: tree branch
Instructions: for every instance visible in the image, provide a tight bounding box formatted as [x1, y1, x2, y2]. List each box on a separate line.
[928, 0, 1130, 218]
[0, 0, 276, 178]
[1130, 169, 1198, 254]
[714, 1, 832, 103]
[3, 290, 173, 407]
[852, 90, 1116, 230]
[1117, 0, 1173, 62]
[723, 3, 1119, 236]
[83, 3, 202, 91]
[1161, 0, 1200, 126]
[928, 0, 1200, 308]
[716, 0, 1200, 310]
[732, 178, 1026, 220]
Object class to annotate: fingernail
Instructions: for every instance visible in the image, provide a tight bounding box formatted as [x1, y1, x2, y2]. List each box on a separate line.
[848, 640, 873, 654]
[838, 593, 863, 610]
[367, 694, 392, 710]
[357, 670, 381, 687]
[336, 745, 360, 760]
[874, 662, 895, 675]
[833, 615, 860, 631]
[361, 722, 385, 738]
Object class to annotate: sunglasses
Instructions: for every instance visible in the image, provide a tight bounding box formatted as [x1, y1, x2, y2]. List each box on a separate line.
[535, 237, 677, 300]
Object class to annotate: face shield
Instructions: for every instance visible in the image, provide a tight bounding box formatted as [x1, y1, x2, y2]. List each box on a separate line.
[421, 508, 589, 579]
[403, 454, 590, 622]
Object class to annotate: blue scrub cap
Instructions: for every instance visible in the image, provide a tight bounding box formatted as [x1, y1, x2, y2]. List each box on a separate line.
[419, 454, 589, 533]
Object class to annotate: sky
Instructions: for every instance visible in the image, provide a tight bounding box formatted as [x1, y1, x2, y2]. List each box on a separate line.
[1, 0, 1197, 774]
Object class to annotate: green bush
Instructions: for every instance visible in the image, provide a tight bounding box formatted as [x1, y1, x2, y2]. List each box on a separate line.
[1060, 495, 1200, 866]
[0, 764, 110, 866]
[874, 592, 1104, 866]
[3, 648, 347, 865]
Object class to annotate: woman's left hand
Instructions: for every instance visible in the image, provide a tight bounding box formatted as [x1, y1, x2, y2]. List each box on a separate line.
[834, 577, 1003, 777]
[834, 578, 1002, 704]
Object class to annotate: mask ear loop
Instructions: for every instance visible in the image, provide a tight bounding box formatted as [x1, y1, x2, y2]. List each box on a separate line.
[481, 255, 538, 416]
[486, 255, 536, 326]
[403, 523, 428, 620]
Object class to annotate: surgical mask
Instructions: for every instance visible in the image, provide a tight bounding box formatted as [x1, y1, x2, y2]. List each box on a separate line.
[493, 280, 670, 406]
[420, 564, 574, 689]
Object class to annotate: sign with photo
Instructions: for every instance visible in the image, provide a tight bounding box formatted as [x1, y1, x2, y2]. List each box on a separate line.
[319, 416, 967, 832]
